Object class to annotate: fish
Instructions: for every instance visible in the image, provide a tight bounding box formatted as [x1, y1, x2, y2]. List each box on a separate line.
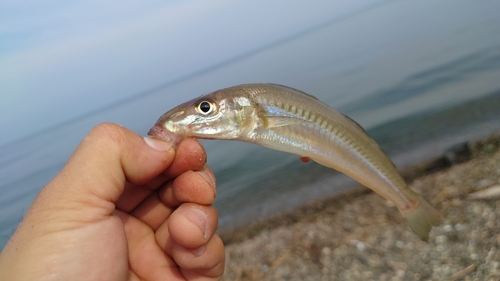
[148, 83, 442, 241]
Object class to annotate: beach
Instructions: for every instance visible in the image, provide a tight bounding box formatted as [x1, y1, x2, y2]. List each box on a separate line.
[219, 132, 500, 280]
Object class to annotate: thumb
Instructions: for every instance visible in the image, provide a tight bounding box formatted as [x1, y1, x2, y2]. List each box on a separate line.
[39, 123, 176, 216]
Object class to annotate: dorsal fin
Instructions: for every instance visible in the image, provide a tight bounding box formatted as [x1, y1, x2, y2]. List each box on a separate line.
[266, 83, 320, 101]
[341, 113, 398, 169]
[341, 113, 368, 134]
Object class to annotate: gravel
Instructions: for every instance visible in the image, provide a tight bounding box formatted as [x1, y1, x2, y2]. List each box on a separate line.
[219, 132, 500, 281]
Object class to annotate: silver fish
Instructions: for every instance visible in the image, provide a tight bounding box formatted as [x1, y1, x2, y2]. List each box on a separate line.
[149, 83, 442, 241]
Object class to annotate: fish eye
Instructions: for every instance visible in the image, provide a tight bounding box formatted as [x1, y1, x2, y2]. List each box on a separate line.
[196, 101, 216, 115]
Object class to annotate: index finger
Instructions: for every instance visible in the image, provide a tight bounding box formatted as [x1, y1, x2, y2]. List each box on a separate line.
[115, 138, 207, 212]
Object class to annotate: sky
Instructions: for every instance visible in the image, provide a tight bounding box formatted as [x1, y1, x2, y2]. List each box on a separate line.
[0, 0, 383, 147]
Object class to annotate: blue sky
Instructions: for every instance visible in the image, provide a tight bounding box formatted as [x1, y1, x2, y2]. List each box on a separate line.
[0, 0, 382, 147]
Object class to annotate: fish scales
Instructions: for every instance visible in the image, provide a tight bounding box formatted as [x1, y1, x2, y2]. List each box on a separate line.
[149, 83, 442, 241]
[253, 86, 398, 189]
[259, 86, 406, 199]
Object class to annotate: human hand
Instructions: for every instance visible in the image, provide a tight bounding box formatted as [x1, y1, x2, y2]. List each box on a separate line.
[0, 123, 224, 281]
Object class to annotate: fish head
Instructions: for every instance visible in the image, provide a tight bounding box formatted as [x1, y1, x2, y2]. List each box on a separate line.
[149, 90, 259, 143]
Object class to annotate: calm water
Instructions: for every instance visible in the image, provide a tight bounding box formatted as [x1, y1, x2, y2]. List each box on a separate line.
[2, 0, 500, 249]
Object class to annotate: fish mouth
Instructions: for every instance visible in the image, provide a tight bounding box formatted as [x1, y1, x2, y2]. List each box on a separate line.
[147, 125, 184, 147]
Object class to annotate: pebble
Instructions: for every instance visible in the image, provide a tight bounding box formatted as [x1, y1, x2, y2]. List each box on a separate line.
[221, 136, 500, 281]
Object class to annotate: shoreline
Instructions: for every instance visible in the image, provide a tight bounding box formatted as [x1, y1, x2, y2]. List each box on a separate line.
[219, 132, 500, 280]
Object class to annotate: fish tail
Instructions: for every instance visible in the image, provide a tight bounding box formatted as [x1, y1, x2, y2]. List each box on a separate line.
[401, 195, 442, 242]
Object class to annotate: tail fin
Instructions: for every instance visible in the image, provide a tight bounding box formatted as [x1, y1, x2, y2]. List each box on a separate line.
[401, 196, 442, 242]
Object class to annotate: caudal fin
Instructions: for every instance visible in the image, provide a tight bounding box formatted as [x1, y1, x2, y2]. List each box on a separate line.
[401, 196, 442, 242]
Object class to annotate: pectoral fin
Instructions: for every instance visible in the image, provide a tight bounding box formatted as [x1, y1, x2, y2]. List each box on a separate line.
[300, 157, 310, 163]
[262, 116, 311, 128]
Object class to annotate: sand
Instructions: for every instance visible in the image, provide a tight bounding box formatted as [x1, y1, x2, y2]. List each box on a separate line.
[219, 132, 500, 281]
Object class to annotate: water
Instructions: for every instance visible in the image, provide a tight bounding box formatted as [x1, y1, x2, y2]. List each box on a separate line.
[2, 0, 500, 249]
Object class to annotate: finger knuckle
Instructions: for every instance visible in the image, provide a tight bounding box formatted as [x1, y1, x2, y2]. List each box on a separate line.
[87, 122, 127, 146]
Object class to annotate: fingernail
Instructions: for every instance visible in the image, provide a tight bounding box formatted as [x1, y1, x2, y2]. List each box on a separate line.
[192, 245, 206, 256]
[143, 137, 173, 152]
[184, 207, 209, 238]
[198, 167, 216, 189]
